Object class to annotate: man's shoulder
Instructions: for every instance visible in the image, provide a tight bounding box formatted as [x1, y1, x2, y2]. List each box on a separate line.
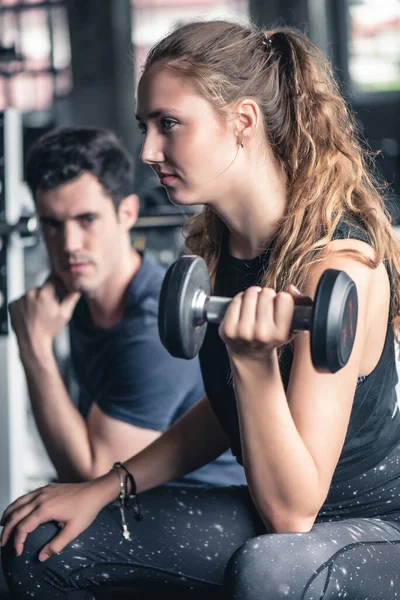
[125, 251, 172, 321]
[129, 251, 166, 301]
[70, 253, 169, 342]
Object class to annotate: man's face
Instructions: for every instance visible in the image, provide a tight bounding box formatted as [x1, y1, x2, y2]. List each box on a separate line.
[37, 172, 127, 294]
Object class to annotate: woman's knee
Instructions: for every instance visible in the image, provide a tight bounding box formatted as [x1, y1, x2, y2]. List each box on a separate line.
[225, 537, 285, 599]
[1, 521, 59, 592]
[224, 533, 329, 600]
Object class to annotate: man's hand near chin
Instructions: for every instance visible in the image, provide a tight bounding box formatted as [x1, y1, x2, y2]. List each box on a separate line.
[8, 276, 80, 360]
[6, 278, 89, 482]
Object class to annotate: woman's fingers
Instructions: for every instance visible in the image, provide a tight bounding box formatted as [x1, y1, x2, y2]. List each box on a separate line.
[219, 291, 244, 341]
[254, 288, 276, 341]
[0, 489, 45, 548]
[219, 286, 296, 350]
[7, 502, 81, 559]
[5, 504, 51, 556]
[1, 488, 43, 526]
[273, 291, 295, 342]
[12, 515, 40, 557]
[11, 508, 74, 559]
[1, 503, 38, 549]
[0, 480, 107, 561]
[237, 287, 265, 340]
[38, 523, 79, 562]
[287, 283, 312, 306]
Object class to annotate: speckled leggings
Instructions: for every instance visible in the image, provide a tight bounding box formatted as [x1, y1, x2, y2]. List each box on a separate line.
[3, 444, 400, 599]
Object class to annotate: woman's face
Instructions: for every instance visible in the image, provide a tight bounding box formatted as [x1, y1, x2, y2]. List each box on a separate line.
[136, 62, 240, 207]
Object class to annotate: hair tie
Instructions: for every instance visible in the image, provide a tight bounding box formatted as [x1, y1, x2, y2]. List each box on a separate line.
[261, 32, 273, 51]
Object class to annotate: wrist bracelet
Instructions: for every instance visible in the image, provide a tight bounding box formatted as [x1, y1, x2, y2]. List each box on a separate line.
[111, 465, 132, 541]
[113, 462, 143, 522]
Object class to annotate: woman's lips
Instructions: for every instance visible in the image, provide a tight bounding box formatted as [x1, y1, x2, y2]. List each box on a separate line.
[159, 174, 178, 186]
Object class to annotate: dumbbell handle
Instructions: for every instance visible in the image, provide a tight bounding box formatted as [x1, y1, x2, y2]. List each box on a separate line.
[193, 291, 313, 332]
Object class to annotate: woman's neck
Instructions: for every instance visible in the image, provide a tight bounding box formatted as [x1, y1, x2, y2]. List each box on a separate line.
[213, 154, 287, 260]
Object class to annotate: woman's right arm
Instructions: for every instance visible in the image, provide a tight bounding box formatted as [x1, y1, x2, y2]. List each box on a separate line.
[0, 396, 230, 560]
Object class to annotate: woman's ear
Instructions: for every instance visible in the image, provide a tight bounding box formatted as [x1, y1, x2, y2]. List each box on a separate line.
[118, 194, 140, 230]
[234, 98, 261, 147]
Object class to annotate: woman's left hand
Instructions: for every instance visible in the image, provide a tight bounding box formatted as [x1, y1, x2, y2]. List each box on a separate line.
[219, 284, 305, 361]
[0, 476, 117, 561]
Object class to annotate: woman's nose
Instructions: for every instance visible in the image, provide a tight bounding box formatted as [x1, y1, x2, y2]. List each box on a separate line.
[140, 131, 165, 165]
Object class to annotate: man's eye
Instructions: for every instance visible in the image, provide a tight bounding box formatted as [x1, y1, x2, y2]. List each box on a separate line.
[138, 123, 147, 135]
[40, 219, 61, 231]
[80, 215, 96, 225]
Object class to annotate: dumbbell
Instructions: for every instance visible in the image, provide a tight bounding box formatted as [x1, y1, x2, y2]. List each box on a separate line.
[158, 255, 358, 373]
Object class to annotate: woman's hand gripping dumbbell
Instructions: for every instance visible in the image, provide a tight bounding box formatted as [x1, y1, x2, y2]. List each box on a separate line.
[158, 255, 358, 373]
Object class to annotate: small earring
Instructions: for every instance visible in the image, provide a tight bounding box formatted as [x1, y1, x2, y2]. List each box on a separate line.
[240, 140, 244, 148]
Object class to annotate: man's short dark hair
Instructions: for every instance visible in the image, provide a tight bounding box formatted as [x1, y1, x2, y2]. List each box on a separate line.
[25, 127, 134, 210]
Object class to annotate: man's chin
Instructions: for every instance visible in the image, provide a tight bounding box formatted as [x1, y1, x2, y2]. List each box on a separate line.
[70, 284, 88, 294]
[70, 280, 95, 295]
[60, 274, 92, 295]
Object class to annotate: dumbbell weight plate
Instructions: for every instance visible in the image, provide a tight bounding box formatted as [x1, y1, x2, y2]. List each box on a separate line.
[158, 255, 209, 359]
[310, 269, 358, 373]
[159, 255, 359, 373]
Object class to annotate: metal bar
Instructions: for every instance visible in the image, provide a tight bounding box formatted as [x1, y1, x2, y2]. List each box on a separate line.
[206, 295, 313, 330]
[0, 66, 68, 78]
[45, 1, 57, 106]
[206, 296, 231, 324]
[135, 215, 188, 229]
[0, 111, 7, 333]
[0, 212, 185, 236]
[292, 305, 312, 332]
[0, 108, 28, 515]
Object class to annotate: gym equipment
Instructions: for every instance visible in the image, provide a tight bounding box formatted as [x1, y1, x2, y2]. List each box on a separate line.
[158, 255, 358, 373]
[0, 108, 29, 514]
[0, 214, 39, 244]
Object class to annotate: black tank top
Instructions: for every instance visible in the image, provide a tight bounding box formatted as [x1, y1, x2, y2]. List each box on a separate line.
[199, 221, 400, 483]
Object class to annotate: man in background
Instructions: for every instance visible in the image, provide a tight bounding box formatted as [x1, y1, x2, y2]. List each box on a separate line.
[8, 126, 245, 486]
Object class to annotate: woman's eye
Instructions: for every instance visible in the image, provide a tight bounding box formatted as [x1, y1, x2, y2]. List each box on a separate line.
[138, 123, 147, 136]
[161, 118, 177, 131]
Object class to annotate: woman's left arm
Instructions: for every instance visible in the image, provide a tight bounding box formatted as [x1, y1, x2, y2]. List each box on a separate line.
[222, 239, 388, 533]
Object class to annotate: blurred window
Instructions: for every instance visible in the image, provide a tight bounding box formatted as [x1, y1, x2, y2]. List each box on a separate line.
[131, 0, 249, 87]
[0, 0, 72, 113]
[347, 0, 400, 93]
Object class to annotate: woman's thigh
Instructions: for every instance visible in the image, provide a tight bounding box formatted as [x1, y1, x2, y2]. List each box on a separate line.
[2, 484, 263, 599]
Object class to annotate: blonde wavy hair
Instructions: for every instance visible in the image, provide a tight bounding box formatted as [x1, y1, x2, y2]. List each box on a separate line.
[143, 20, 400, 335]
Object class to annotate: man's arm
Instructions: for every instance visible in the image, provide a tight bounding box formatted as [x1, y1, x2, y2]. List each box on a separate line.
[82, 318, 209, 480]
[21, 346, 162, 482]
[9, 279, 162, 482]
[22, 346, 97, 481]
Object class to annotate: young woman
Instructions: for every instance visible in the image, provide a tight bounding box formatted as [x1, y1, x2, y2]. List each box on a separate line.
[2, 19, 400, 600]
